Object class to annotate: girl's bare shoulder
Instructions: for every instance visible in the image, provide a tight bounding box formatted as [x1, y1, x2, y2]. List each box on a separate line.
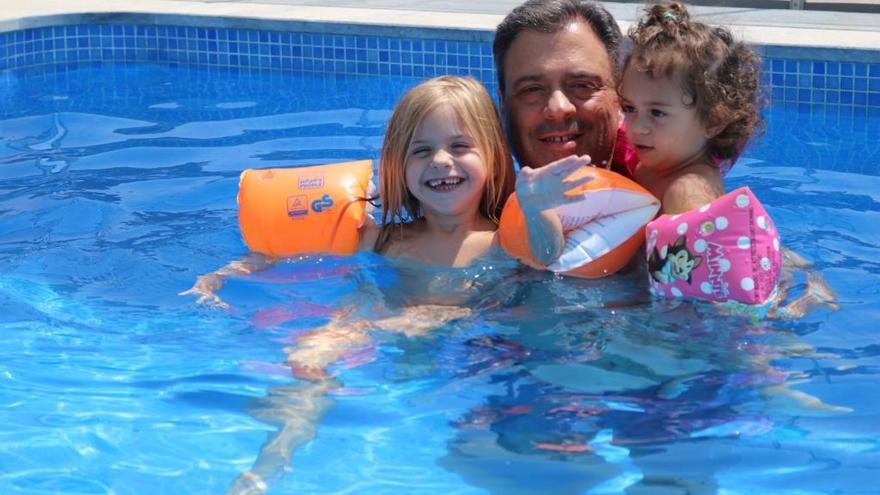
[661, 166, 724, 214]
[358, 217, 382, 252]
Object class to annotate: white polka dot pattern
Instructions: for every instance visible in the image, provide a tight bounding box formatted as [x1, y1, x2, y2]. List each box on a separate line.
[644, 186, 781, 305]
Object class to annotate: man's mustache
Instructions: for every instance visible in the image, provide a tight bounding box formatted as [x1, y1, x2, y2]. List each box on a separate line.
[535, 120, 591, 136]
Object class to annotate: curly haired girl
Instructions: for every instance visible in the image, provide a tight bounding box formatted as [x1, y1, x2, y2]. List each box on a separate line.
[621, 3, 836, 317]
[619, 1, 763, 214]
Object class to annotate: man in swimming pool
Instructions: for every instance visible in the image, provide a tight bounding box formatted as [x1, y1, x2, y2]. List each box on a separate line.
[493, 0, 633, 265]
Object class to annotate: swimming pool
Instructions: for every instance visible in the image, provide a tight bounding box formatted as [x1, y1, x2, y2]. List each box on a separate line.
[1, 21, 879, 495]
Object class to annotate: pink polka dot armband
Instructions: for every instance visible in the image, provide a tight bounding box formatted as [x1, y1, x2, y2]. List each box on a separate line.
[645, 187, 782, 304]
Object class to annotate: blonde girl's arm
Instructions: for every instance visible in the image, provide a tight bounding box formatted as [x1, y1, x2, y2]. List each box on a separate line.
[185, 209, 377, 309]
[515, 155, 594, 265]
[521, 208, 566, 266]
[179, 252, 274, 308]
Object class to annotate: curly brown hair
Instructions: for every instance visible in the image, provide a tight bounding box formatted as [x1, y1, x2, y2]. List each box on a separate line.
[624, 2, 764, 160]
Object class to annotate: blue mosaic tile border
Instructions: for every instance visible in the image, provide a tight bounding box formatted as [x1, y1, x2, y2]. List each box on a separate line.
[0, 24, 496, 84]
[2, 23, 879, 109]
[763, 57, 880, 110]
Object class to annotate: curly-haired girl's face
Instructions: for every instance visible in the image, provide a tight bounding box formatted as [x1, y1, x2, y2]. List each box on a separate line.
[620, 66, 714, 173]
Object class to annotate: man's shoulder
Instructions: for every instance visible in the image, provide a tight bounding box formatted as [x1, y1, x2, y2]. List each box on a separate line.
[610, 123, 638, 179]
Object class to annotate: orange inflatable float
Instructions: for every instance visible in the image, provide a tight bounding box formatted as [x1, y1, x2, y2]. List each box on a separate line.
[499, 167, 660, 278]
[237, 160, 374, 257]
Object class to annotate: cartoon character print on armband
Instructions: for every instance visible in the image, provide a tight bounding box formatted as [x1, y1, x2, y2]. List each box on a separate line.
[648, 235, 702, 285]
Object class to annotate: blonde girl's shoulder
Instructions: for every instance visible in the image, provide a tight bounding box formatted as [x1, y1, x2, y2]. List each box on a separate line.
[481, 229, 500, 250]
[358, 217, 381, 252]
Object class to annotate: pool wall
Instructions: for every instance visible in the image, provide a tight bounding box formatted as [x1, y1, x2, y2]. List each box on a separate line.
[1, 14, 879, 113]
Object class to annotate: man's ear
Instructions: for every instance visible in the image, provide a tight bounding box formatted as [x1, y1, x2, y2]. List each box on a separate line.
[496, 86, 505, 107]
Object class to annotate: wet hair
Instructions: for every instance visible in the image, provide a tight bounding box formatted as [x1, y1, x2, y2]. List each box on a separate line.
[374, 76, 516, 254]
[493, 0, 624, 93]
[624, 2, 764, 160]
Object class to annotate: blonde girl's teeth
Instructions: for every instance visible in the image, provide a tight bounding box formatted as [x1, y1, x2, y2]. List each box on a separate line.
[427, 178, 462, 187]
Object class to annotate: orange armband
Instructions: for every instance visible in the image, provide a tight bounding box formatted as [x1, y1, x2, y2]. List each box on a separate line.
[237, 160, 374, 257]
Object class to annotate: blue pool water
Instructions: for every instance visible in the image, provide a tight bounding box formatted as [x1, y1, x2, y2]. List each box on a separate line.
[1, 61, 879, 495]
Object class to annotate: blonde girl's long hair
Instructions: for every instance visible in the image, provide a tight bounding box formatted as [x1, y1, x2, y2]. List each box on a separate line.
[374, 76, 515, 254]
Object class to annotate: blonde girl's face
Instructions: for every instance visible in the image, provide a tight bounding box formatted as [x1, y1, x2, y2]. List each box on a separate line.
[620, 66, 712, 172]
[404, 102, 488, 222]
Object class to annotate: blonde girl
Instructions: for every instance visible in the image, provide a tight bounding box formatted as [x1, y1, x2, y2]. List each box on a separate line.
[284, 75, 517, 377]
[182, 75, 515, 306]
[184, 77, 515, 495]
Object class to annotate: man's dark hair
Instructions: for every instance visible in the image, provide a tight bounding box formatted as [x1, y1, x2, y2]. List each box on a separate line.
[493, 0, 624, 93]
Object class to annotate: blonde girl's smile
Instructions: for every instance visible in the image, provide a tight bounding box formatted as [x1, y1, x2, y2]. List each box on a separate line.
[425, 175, 465, 191]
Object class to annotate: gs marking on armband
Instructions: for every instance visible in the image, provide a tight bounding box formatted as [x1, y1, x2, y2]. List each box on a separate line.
[287, 195, 308, 217]
[311, 194, 334, 213]
[298, 175, 325, 190]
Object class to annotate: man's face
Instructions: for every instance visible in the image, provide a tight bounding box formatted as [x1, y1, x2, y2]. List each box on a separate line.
[501, 21, 620, 169]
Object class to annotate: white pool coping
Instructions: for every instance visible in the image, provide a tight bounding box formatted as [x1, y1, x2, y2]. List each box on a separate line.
[2, 0, 879, 54]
